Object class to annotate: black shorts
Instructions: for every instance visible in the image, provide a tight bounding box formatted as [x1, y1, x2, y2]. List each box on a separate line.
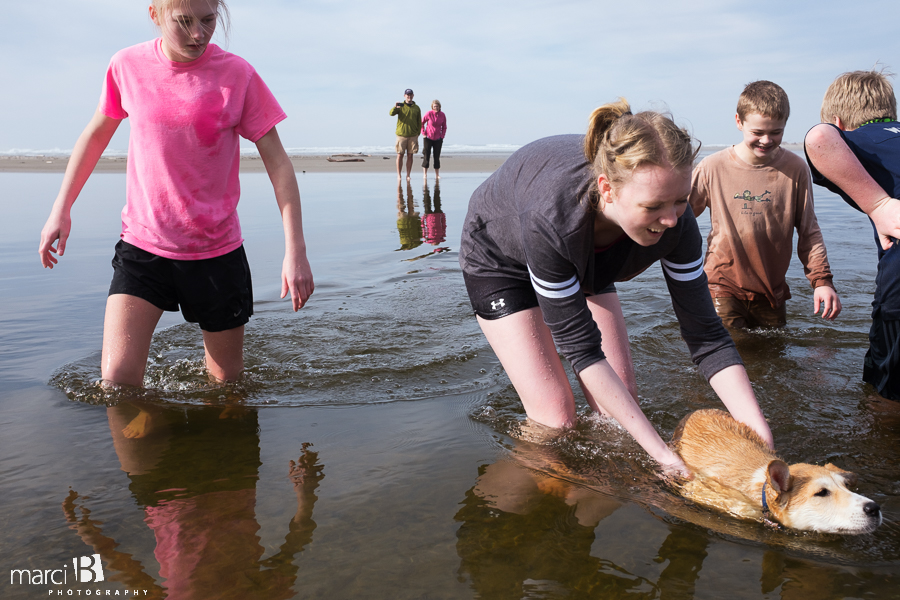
[863, 315, 900, 401]
[109, 240, 253, 332]
[463, 271, 616, 320]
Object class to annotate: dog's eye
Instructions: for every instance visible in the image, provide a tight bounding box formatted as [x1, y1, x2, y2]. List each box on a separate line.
[814, 488, 830, 497]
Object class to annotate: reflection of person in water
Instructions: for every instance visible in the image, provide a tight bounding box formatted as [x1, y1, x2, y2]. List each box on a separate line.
[62, 402, 324, 599]
[397, 182, 423, 250]
[455, 439, 709, 598]
[422, 182, 447, 246]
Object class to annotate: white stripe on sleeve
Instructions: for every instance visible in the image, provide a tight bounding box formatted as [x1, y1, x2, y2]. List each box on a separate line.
[528, 265, 581, 299]
[661, 257, 705, 282]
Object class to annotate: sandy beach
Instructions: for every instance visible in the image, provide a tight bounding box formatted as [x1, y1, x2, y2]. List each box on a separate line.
[0, 143, 808, 174]
[0, 153, 511, 174]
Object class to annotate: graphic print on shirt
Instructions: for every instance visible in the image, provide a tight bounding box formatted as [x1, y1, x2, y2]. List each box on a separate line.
[733, 189, 771, 215]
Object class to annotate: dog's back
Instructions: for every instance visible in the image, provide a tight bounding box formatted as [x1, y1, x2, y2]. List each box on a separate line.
[673, 409, 774, 487]
[672, 409, 775, 515]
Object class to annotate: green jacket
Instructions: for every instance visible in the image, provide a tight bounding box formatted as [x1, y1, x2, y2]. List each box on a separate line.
[389, 102, 422, 137]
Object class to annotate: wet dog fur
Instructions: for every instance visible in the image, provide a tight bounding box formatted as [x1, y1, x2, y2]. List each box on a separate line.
[671, 409, 882, 534]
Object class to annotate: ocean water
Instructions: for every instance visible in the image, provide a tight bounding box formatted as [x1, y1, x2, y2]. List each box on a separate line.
[1, 157, 898, 599]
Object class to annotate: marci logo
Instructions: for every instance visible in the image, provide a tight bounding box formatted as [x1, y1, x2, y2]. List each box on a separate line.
[9, 553, 104, 586]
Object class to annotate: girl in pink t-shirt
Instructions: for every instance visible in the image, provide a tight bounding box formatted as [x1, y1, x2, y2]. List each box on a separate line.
[39, 0, 314, 386]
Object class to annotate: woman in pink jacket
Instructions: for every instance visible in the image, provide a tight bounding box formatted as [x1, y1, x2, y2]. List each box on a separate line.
[421, 100, 447, 180]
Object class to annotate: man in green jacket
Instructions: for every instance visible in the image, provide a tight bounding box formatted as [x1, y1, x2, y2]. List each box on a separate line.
[390, 89, 422, 180]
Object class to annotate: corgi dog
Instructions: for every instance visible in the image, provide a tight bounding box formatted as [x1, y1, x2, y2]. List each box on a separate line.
[671, 409, 882, 534]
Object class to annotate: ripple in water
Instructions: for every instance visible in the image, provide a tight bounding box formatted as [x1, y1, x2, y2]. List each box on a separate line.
[50, 266, 506, 407]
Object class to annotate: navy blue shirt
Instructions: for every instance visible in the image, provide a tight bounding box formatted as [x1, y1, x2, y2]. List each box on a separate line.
[805, 122, 900, 319]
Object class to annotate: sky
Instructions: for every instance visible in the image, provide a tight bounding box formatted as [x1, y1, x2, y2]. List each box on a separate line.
[2, 0, 899, 154]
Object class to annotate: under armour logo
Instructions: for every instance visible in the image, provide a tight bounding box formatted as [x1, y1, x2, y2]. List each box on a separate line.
[490, 298, 506, 310]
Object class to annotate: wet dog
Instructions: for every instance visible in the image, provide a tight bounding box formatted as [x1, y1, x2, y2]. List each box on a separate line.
[672, 409, 882, 534]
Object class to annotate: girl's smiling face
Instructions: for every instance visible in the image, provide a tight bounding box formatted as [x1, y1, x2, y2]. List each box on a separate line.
[150, 0, 218, 63]
[596, 163, 692, 247]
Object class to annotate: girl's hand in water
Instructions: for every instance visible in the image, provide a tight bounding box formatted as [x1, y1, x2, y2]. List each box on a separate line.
[657, 451, 693, 483]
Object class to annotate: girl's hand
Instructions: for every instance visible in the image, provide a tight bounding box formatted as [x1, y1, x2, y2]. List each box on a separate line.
[657, 451, 693, 482]
[281, 250, 314, 311]
[39, 208, 72, 269]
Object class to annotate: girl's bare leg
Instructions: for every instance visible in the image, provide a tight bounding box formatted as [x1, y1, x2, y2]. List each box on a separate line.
[477, 307, 576, 428]
[202, 325, 245, 382]
[101, 294, 164, 387]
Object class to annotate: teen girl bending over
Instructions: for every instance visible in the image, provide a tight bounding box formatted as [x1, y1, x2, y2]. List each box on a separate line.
[459, 99, 773, 475]
[39, 0, 313, 387]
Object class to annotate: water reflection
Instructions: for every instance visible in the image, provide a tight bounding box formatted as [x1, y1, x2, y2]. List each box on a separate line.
[395, 181, 450, 255]
[422, 182, 446, 246]
[61, 401, 323, 599]
[454, 438, 710, 598]
[396, 182, 422, 251]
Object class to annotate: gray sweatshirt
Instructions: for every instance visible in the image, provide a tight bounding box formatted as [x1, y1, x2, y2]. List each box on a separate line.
[459, 134, 741, 378]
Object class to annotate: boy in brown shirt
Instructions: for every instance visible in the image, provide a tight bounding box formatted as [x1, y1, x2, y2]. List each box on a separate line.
[690, 80, 842, 328]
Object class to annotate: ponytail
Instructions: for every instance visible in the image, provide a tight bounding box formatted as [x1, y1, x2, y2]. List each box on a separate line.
[585, 99, 699, 203]
[584, 98, 632, 164]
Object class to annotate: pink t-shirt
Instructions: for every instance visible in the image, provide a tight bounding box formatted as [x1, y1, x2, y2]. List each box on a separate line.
[100, 39, 286, 260]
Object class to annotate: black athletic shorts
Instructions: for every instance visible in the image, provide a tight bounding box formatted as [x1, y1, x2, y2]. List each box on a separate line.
[463, 271, 616, 320]
[109, 240, 253, 332]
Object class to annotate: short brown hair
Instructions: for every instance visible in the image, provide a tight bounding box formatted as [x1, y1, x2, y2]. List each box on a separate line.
[820, 70, 897, 130]
[583, 98, 699, 200]
[736, 80, 790, 122]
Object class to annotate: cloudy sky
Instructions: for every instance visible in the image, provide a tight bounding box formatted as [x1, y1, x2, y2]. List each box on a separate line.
[2, 0, 898, 153]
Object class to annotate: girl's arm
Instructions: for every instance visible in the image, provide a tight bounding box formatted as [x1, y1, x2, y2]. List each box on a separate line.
[256, 126, 314, 311]
[708, 364, 774, 448]
[39, 108, 121, 268]
[577, 359, 689, 476]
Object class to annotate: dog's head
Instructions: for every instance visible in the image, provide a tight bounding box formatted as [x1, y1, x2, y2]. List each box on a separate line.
[764, 460, 882, 534]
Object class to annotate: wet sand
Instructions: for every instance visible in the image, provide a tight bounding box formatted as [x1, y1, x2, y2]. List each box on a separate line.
[0, 153, 511, 174]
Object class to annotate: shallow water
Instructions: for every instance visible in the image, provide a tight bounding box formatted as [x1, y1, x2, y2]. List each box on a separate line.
[1, 157, 899, 599]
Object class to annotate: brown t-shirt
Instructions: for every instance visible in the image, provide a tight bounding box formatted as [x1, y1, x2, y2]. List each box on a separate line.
[690, 147, 834, 307]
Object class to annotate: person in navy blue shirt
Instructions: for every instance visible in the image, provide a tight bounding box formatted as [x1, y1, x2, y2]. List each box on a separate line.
[805, 69, 900, 401]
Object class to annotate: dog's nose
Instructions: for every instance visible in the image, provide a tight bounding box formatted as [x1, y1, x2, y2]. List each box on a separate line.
[864, 502, 881, 518]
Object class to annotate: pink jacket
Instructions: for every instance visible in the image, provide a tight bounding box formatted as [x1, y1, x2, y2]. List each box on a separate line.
[422, 110, 447, 140]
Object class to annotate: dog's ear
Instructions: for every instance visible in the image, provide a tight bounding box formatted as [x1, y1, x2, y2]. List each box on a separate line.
[766, 460, 792, 494]
[824, 463, 858, 487]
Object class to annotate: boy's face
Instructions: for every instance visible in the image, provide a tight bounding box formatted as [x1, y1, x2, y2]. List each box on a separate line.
[735, 113, 786, 165]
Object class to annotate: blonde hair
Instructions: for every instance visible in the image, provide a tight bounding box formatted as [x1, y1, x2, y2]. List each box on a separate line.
[152, 0, 231, 42]
[820, 69, 897, 130]
[737, 80, 790, 122]
[584, 98, 699, 197]
[432, 99, 441, 109]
